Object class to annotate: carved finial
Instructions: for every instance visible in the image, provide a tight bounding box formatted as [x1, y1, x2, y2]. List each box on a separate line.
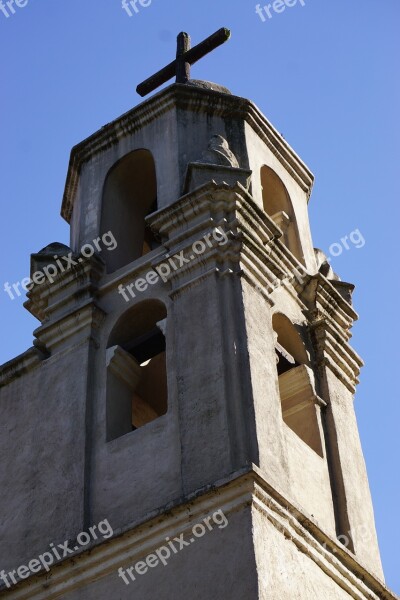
[199, 135, 239, 168]
[314, 248, 340, 281]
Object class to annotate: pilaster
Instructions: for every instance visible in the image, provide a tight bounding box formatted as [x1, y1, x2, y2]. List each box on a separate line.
[302, 274, 383, 577]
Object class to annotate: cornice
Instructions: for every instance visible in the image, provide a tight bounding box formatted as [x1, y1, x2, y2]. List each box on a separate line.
[148, 180, 311, 305]
[147, 180, 280, 241]
[146, 181, 305, 301]
[303, 275, 363, 392]
[0, 348, 46, 389]
[303, 273, 359, 338]
[312, 324, 363, 393]
[33, 303, 106, 353]
[24, 255, 105, 324]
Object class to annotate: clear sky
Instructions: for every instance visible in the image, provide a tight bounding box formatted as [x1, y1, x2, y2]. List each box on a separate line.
[1, 0, 399, 592]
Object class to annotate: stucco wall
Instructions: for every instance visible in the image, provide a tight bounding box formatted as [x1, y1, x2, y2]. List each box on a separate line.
[0, 345, 89, 573]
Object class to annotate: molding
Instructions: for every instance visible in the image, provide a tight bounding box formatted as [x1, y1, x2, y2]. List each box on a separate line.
[95, 180, 311, 309]
[24, 255, 105, 324]
[303, 275, 364, 392]
[312, 324, 363, 393]
[168, 267, 235, 300]
[147, 181, 311, 306]
[183, 162, 252, 194]
[303, 274, 359, 338]
[0, 348, 46, 389]
[106, 345, 141, 390]
[32, 303, 106, 353]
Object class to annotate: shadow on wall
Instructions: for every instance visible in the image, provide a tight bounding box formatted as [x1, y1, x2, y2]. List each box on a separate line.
[100, 149, 160, 273]
[261, 165, 304, 264]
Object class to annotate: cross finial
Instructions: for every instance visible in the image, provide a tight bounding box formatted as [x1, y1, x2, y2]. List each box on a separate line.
[136, 28, 231, 98]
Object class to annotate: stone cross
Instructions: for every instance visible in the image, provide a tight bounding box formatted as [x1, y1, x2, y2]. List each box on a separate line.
[136, 28, 231, 97]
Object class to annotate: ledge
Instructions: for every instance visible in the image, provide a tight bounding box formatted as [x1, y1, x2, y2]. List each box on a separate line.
[0, 347, 46, 389]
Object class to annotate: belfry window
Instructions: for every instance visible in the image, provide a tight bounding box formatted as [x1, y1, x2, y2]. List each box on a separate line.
[106, 301, 168, 441]
[261, 166, 303, 264]
[272, 313, 324, 456]
[100, 149, 160, 274]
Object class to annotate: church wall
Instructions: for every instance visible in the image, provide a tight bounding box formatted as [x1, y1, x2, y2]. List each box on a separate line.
[169, 272, 257, 494]
[243, 121, 317, 272]
[323, 370, 384, 578]
[53, 502, 259, 600]
[284, 426, 336, 536]
[71, 264, 183, 529]
[88, 301, 183, 529]
[253, 505, 364, 600]
[69, 108, 181, 254]
[269, 285, 337, 535]
[241, 279, 291, 493]
[175, 105, 249, 189]
[241, 278, 336, 537]
[0, 345, 89, 573]
[87, 264, 255, 530]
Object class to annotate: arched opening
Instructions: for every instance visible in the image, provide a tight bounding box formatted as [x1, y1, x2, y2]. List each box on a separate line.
[272, 313, 323, 455]
[261, 166, 303, 263]
[106, 300, 168, 441]
[100, 149, 160, 273]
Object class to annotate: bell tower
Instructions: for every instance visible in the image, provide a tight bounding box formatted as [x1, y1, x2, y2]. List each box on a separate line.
[0, 29, 397, 600]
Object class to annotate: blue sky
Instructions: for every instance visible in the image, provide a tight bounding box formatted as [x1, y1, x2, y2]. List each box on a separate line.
[1, 0, 399, 592]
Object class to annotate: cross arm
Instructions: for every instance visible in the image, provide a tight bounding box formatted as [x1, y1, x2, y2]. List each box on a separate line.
[136, 28, 231, 97]
[184, 28, 231, 68]
[136, 59, 178, 98]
